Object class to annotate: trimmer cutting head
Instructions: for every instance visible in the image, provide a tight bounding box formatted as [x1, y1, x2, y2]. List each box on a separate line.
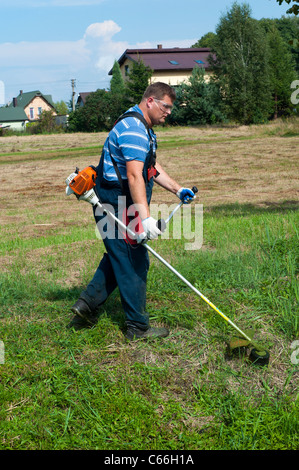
[249, 349, 270, 366]
[228, 329, 270, 366]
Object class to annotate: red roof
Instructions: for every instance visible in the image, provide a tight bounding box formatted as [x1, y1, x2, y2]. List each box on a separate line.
[109, 47, 212, 75]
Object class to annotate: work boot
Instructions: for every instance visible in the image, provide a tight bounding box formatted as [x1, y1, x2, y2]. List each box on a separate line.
[66, 314, 96, 331]
[125, 326, 169, 341]
[69, 299, 97, 327]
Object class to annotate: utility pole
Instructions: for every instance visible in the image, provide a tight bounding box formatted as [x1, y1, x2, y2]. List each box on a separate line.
[71, 79, 76, 112]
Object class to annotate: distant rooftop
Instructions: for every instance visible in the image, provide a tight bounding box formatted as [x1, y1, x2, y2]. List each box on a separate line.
[109, 45, 212, 75]
[0, 106, 27, 122]
[7, 90, 55, 109]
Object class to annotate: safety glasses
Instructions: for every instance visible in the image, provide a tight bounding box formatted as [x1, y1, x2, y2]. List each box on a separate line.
[153, 98, 173, 113]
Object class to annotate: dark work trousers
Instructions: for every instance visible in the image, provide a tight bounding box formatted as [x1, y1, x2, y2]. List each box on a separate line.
[79, 179, 153, 330]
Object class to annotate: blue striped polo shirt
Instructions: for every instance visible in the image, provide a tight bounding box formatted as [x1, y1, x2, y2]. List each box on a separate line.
[102, 105, 157, 182]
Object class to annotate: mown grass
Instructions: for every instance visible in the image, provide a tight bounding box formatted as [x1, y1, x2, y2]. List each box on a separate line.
[0, 134, 255, 165]
[0, 124, 298, 451]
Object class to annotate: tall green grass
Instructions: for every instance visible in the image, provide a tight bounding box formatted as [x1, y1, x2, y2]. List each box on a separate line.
[0, 202, 298, 450]
[152, 205, 298, 339]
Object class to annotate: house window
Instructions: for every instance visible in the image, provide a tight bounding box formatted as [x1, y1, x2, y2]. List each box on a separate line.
[38, 107, 42, 116]
[194, 60, 205, 65]
[30, 108, 34, 119]
[125, 65, 129, 76]
[168, 60, 179, 65]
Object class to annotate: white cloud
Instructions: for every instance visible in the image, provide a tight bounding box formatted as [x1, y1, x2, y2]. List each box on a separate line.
[0, 19, 126, 101]
[0, 16, 196, 73]
[0, 39, 89, 68]
[0, 17, 198, 102]
[82, 21, 128, 76]
[85, 21, 122, 40]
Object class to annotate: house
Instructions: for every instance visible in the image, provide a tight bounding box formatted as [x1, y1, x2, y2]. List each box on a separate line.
[109, 45, 212, 86]
[76, 92, 92, 108]
[0, 90, 57, 131]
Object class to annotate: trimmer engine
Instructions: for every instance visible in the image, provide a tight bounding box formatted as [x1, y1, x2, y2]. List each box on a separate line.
[65, 166, 97, 197]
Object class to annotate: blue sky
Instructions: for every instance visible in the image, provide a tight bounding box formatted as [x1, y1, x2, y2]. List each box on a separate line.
[0, 0, 290, 105]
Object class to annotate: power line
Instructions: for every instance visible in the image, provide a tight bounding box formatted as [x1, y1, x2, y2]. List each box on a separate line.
[7, 79, 70, 87]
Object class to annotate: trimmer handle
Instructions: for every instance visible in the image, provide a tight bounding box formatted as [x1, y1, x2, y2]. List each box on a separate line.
[157, 185, 198, 232]
[157, 219, 167, 232]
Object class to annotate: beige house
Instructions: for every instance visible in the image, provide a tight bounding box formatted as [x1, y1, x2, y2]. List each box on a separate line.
[0, 90, 57, 131]
[23, 93, 56, 121]
[109, 45, 212, 86]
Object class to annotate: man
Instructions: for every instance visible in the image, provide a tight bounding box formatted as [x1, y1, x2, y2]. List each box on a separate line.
[68, 82, 195, 340]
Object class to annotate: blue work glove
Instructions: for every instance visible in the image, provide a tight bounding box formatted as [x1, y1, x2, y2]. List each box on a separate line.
[176, 187, 195, 204]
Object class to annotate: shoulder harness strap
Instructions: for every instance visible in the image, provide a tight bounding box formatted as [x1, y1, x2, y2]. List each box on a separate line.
[108, 111, 158, 191]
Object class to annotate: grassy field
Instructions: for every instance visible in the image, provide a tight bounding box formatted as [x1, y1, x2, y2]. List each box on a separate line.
[0, 119, 298, 451]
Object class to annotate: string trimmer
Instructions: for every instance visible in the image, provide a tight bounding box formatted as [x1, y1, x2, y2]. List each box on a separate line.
[65, 166, 270, 366]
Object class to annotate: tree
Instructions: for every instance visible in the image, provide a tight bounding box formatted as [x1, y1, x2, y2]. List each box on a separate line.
[276, 0, 299, 15]
[110, 60, 125, 95]
[54, 100, 68, 115]
[109, 60, 127, 120]
[169, 67, 226, 126]
[124, 58, 153, 104]
[68, 89, 110, 132]
[27, 110, 63, 134]
[210, 2, 272, 124]
[68, 88, 128, 132]
[266, 24, 297, 118]
[260, 16, 299, 72]
[192, 32, 217, 48]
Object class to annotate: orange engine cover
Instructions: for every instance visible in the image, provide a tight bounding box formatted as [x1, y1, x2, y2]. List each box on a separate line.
[69, 166, 97, 196]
